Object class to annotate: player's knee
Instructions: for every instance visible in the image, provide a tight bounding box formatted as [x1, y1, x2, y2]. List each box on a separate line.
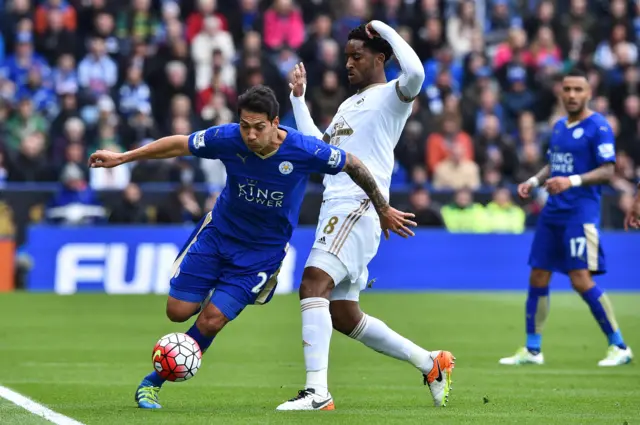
[299, 267, 335, 299]
[529, 269, 551, 288]
[568, 270, 594, 294]
[166, 301, 195, 323]
[195, 303, 230, 337]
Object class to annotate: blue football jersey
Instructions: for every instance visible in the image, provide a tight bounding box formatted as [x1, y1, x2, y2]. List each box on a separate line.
[187, 123, 347, 250]
[542, 113, 616, 224]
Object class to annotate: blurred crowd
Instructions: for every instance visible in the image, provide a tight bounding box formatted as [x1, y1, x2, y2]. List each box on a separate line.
[0, 0, 638, 230]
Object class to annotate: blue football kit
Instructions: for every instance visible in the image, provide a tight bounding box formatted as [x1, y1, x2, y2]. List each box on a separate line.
[529, 112, 616, 275]
[169, 123, 347, 320]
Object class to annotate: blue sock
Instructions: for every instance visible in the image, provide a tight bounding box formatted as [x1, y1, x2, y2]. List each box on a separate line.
[580, 286, 627, 350]
[525, 286, 550, 354]
[142, 323, 216, 388]
[186, 322, 215, 354]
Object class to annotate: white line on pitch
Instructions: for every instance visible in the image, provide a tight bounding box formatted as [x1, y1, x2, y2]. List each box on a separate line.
[0, 385, 85, 425]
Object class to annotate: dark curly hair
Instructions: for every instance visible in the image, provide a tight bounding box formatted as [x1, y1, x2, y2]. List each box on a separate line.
[237, 85, 279, 121]
[347, 24, 394, 63]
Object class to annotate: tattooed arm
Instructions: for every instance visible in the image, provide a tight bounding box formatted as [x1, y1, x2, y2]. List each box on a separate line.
[342, 152, 416, 239]
[342, 152, 390, 215]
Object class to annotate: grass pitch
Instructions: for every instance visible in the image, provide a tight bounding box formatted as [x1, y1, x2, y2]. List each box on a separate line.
[0, 292, 638, 425]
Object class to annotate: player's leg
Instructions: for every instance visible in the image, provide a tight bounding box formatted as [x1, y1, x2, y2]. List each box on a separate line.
[500, 220, 560, 365]
[565, 224, 632, 366]
[329, 278, 454, 407]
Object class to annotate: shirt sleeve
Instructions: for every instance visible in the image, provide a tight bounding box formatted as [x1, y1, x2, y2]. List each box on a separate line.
[188, 125, 226, 159]
[593, 121, 616, 165]
[303, 136, 347, 175]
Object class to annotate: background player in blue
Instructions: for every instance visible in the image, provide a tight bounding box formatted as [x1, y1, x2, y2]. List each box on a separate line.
[88, 85, 416, 408]
[499, 70, 633, 367]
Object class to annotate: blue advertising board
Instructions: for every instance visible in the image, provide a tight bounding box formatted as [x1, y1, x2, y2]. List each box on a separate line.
[25, 225, 638, 294]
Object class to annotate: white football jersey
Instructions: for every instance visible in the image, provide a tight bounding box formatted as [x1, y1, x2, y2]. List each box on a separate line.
[321, 80, 413, 202]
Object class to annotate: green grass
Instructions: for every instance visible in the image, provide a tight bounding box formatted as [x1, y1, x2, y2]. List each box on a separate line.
[0, 292, 638, 425]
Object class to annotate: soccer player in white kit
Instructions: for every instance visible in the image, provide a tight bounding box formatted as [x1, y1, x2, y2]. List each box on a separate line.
[276, 21, 455, 411]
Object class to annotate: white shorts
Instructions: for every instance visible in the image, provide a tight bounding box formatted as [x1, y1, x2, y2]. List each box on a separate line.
[305, 198, 381, 301]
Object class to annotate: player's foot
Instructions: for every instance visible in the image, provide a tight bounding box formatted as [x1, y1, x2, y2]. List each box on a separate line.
[275, 388, 335, 411]
[424, 350, 455, 407]
[499, 347, 544, 365]
[135, 380, 162, 409]
[598, 345, 633, 366]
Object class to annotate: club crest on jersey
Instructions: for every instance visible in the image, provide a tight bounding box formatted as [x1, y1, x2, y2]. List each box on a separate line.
[279, 161, 294, 175]
[572, 128, 584, 139]
[328, 117, 353, 147]
[193, 131, 205, 149]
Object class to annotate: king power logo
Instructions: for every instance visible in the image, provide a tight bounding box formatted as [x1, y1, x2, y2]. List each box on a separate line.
[237, 179, 285, 208]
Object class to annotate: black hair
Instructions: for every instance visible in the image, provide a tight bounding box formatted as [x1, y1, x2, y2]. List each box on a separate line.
[237, 85, 279, 121]
[347, 24, 394, 63]
[563, 68, 588, 80]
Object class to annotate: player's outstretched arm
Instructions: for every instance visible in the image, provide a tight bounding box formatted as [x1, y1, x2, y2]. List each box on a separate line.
[367, 20, 425, 101]
[342, 152, 417, 239]
[289, 63, 324, 140]
[89, 135, 190, 168]
[518, 165, 550, 199]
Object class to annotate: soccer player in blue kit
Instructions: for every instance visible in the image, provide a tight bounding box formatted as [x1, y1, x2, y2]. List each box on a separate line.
[88, 85, 416, 408]
[500, 70, 633, 367]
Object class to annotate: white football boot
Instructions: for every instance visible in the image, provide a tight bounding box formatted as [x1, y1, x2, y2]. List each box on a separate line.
[276, 388, 335, 411]
[424, 350, 456, 407]
[598, 345, 633, 366]
[499, 347, 544, 365]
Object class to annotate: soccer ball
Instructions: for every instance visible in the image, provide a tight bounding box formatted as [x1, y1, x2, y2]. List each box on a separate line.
[152, 332, 202, 382]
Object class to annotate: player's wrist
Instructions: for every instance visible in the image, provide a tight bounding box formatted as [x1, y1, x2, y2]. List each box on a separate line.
[568, 175, 583, 187]
[526, 177, 540, 188]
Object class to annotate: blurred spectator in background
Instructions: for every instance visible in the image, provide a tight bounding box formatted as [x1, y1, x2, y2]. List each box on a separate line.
[109, 183, 147, 224]
[45, 162, 106, 225]
[484, 187, 525, 233]
[157, 185, 202, 224]
[90, 143, 131, 190]
[441, 188, 486, 233]
[426, 112, 473, 175]
[0, 0, 637, 230]
[405, 186, 444, 227]
[433, 142, 480, 190]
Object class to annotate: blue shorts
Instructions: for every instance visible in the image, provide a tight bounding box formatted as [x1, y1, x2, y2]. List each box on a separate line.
[169, 213, 287, 320]
[528, 219, 606, 275]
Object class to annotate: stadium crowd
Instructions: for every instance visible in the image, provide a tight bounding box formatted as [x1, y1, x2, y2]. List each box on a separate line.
[0, 0, 638, 231]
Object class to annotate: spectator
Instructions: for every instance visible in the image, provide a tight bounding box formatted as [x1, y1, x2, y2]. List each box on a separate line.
[17, 67, 57, 119]
[425, 112, 473, 175]
[45, 162, 105, 225]
[34, 0, 76, 35]
[263, 0, 306, 52]
[77, 36, 118, 98]
[118, 65, 151, 117]
[35, 7, 76, 66]
[502, 69, 536, 134]
[484, 187, 526, 233]
[108, 183, 147, 224]
[5, 97, 48, 152]
[51, 54, 78, 96]
[227, 0, 261, 46]
[2, 32, 51, 90]
[185, 0, 229, 43]
[446, 0, 480, 60]
[191, 15, 235, 90]
[157, 185, 202, 224]
[406, 186, 444, 227]
[432, 142, 480, 191]
[475, 114, 518, 181]
[441, 188, 486, 233]
[7, 132, 53, 182]
[115, 0, 159, 43]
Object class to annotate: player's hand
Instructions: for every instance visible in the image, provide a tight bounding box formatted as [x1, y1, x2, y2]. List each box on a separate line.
[88, 150, 125, 168]
[289, 62, 307, 97]
[365, 22, 380, 39]
[517, 182, 534, 199]
[544, 176, 572, 195]
[624, 194, 640, 231]
[379, 207, 417, 240]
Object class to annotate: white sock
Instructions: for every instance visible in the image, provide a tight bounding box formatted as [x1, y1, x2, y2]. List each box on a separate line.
[301, 297, 332, 397]
[350, 314, 434, 374]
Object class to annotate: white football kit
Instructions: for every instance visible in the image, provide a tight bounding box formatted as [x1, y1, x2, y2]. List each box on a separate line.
[303, 80, 413, 301]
